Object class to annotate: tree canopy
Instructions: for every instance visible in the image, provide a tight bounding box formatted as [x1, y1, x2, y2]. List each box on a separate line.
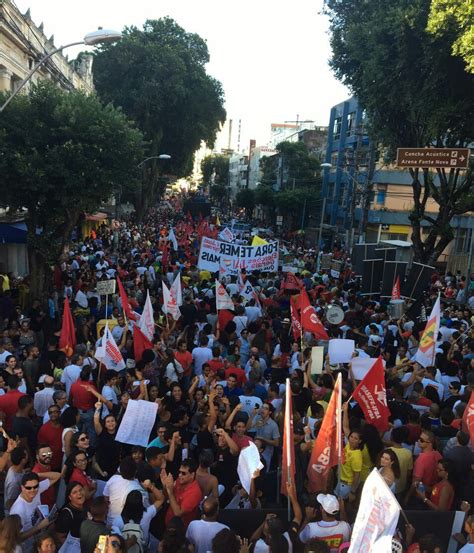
[427, 0, 474, 74]
[92, 17, 226, 211]
[235, 189, 256, 218]
[324, 0, 474, 264]
[201, 154, 229, 186]
[0, 82, 144, 298]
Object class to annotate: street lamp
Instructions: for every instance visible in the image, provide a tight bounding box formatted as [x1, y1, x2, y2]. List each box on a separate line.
[137, 154, 171, 168]
[0, 28, 122, 113]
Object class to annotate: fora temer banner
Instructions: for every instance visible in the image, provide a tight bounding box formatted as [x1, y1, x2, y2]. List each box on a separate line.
[198, 237, 279, 274]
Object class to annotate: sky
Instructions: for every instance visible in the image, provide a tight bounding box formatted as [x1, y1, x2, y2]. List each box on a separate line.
[14, 0, 350, 151]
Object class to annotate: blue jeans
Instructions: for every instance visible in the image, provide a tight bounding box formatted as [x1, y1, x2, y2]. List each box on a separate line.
[334, 481, 351, 499]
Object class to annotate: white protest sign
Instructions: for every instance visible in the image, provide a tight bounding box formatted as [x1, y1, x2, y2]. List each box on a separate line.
[198, 237, 279, 274]
[115, 399, 158, 447]
[96, 280, 116, 295]
[310, 346, 325, 375]
[351, 357, 386, 380]
[218, 227, 235, 243]
[328, 339, 354, 364]
[237, 442, 264, 494]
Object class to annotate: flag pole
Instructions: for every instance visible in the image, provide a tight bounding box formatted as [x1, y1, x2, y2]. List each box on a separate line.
[336, 373, 343, 495]
[285, 378, 291, 522]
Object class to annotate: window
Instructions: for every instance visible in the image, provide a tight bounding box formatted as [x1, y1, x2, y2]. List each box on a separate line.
[333, 117, 342, 139]
[455, 228, 472, 253]
[376, 190, 386, 205]
[346, 112, 356, 136]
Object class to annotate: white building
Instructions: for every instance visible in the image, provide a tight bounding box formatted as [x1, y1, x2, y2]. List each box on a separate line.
[248, 146, 277, 189]
[228, 153, 248, 197]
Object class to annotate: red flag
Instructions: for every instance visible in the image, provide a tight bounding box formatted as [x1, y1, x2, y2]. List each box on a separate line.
[116, 276, 138, 321]
[161, 246, 169, 273]
[133, 325, 153, 362]
[352, 357, 390, 431]
[290, 296, 302, 341]
[463, 391, 474, 442]
[307, 373, 342, 492]
[280, 272, 304, 292]
[391, 276, 401, 300]
[281, 378, 295, 495]
[300, 288, 329, 340]
[59, 297, 76, 357]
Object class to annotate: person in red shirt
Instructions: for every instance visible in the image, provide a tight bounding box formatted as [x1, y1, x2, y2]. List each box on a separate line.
[407, 430, 442, 504]
[32, 445, 57, 509]
[37, 405, 63, 470]
[175, 340, 193, 378]
[65, 450, 97, 503]
[162, 458, 202, 529]
[224, 360, 247, 387]
[0, 375, 26, 431]
[208, 346, 224, 375]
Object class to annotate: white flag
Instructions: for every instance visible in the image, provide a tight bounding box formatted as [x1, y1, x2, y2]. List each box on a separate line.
[162, 281, 181, 320]
[138, 290, 154, 341]
[348, 468, 401, 553]
[238, 271, 260, 307]
[168, 228, 178, 251]
[414, 295, 441, 368]
[171, 273, 183, 306]
[94, 325, 125, 372]
[218, 227, 234, 243]
[216, 280, 234, 311]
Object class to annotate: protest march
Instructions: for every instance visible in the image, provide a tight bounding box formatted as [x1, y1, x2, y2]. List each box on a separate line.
[0, 196, 473, 553]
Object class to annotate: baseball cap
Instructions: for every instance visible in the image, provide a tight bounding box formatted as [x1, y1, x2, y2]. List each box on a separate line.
[317, 493, 339, 515]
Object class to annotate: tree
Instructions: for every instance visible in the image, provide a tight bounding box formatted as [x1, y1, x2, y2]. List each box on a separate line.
[427, 0, 474, 73]
[93, 18, 226, 215]
[0, 83, 144, 299]
[201, 154, 229, 186]
[235, 189, 256, 218]
[209, 184, 230, 210]
[325, 0, 474, 265]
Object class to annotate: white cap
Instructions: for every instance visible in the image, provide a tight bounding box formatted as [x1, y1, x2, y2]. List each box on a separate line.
[317, 493, 339, 515]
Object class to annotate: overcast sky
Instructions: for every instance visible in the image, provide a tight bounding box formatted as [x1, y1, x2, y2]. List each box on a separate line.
[15, 0, 350, 150]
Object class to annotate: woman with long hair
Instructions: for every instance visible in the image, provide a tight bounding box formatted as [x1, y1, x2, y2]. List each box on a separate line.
[59, 407, 80, 462]
[93, 406, 121, 479]
[0, 515, 22, 553]
[55, 482, 87, 552]
[378, 449, 401, 492]
[64, 450, 97, 501]
[360, 424, 384, 482]
[35, 533, 57, 552]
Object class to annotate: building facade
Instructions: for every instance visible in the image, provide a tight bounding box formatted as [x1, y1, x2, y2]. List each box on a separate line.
[0, 0, 94, 95]
[228, 153, 249, 198]
[247, 146, 277, 190]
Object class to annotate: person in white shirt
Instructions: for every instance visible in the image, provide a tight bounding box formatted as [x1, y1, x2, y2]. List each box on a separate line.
[186, 496, 229, 553]
[10, 471, 61, 551]
[43, 390, 69, 423]
[0, 339, 12, 365]
[192, 337, 213, 376]
[245, 301, 262, 324]
[238, 383, 263, 416]
[61, 354, 84, 397]
[100, 370, 120, 418]
[422, 366, 444, 402]
[299, 493, 351, 553]
[111, 316, 127, 343]
[74, 287, 89, 309]
[33, 375, 55, 418]
[103, 457, 143, 526]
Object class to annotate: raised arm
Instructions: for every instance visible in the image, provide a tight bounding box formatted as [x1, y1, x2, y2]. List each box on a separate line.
[225, 403, 242, 431]
[215, 428, 239, 456]
[207, 390, 218, 432]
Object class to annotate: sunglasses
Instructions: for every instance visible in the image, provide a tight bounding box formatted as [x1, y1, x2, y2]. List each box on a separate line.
[23, 484, 39, 490]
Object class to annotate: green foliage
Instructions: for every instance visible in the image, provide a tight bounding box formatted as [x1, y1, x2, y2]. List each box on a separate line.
[93, 17, 226, 178]
[235, 189, 256, 216]
[325, 0, 474, 151]
[0, 82, 143, 293]
[427, 0, 474, 73]
[254, 185, 275, 207]
[201, 154, 229, 186]
[209, 184, 229, 201]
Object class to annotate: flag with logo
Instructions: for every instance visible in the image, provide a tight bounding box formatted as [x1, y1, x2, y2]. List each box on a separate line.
[162, 281, 181, 320]
[171, 273, 183, 306]
[391, 276, 401, 300]
[117, 276, 138, 321]
[59, 297, 76, 357]
[348, 468, 401, 553]
[218, 227, 235, 243]
[290, 295, 302, 341]
[300, 288, 329, 340]
[95, 325, 125, 371]
[414, 295, 441, 367]
[238, 271, 260, 307]
[307, 373, 342, 492]
[281, 378, 295, 495]
[352, 357, 390, 431]
[133, 325, 153, 362]
[215, 280, 234, 311]
[462, 391, 474, 443]
[138, 290, 154, 341]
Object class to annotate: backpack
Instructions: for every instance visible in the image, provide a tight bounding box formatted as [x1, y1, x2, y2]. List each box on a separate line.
[122, 521, 145, 553]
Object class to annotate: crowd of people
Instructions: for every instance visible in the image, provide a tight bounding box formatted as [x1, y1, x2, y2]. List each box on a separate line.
[0, 199, 473, 553]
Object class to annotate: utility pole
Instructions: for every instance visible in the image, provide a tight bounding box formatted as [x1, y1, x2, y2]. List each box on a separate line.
[358, 141, 376, 243]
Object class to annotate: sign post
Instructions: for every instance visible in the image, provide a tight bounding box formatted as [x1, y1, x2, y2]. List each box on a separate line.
[97, 279, 116, 320]
[396, 148, 469, 169]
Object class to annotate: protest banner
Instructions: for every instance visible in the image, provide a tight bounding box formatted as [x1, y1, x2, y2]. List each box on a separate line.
[198, 237, 279, 274]
[116, 399, 158, 447]
[328, 339, 354, 364]
[237, 442, 264, 494]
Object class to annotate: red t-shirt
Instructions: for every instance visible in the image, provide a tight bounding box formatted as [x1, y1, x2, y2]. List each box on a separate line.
[0, 390, 26, 431]
[70, 381, 98, 411]
[38, 422, 63, 470]
[208, 359, 224, 374]
[164, 479, 202, 529]
[225, 367, 247, 387]
[413, 450, 442, 487]
[175, 350, 193, 377]
[32, 462, 56, 508]
[232, 433, 254, 450]
[70, 467, 93, 490]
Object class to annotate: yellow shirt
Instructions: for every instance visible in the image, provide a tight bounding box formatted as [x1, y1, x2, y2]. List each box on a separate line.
[199, 270, 212, 282]
[340, 443, 363, 484]
[389, 446, 413, 494]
